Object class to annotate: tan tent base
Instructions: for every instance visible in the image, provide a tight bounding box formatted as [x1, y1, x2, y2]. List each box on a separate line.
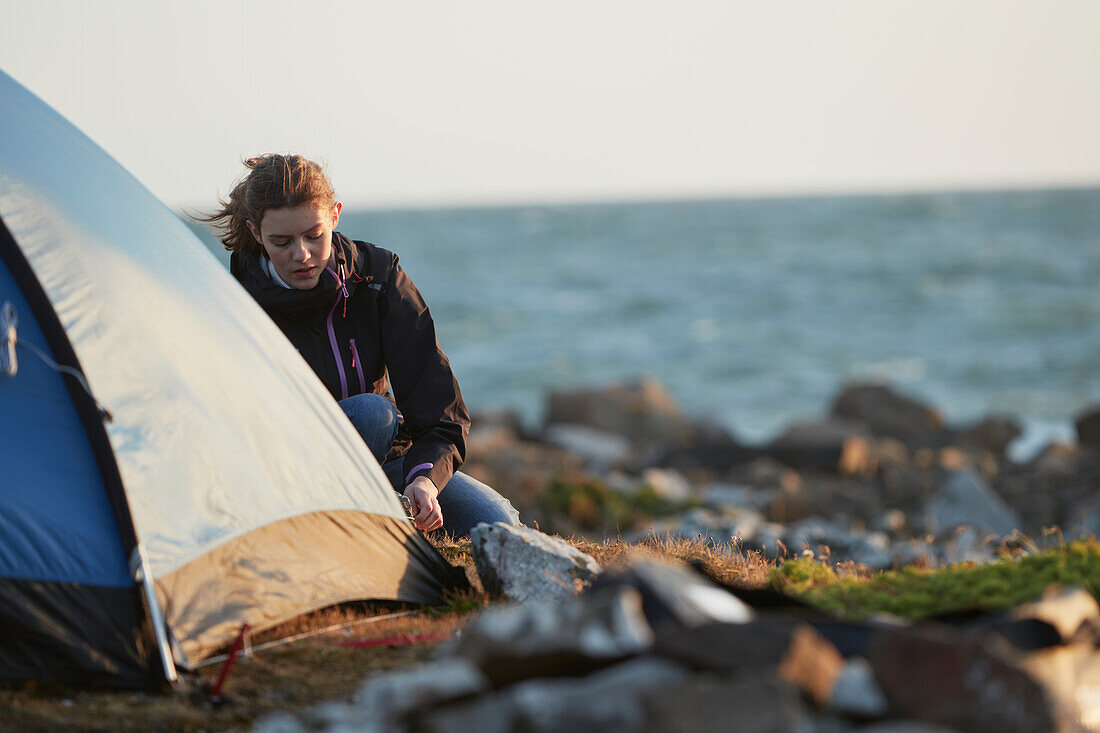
[156, 511, 465, 665]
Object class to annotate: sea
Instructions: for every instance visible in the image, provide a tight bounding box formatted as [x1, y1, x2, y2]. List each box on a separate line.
[186, 187, 1100, 460]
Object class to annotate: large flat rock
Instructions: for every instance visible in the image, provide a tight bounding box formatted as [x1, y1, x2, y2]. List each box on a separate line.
[470, 522, 601, 603]
[921, 468, 1022, 537]
[450, 585, 655, 685]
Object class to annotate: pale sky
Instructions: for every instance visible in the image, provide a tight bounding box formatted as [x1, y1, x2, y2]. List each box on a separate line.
[1, 0, 1098, 209]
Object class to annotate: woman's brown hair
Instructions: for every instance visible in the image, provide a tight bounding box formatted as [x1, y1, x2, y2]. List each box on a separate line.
[198, 154, 336, 256]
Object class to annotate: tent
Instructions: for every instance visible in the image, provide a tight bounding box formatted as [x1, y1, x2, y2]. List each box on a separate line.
[0, 69, 466, 688]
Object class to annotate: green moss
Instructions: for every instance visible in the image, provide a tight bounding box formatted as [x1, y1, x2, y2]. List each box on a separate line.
[541, 477, 694, 531]
[768, 540, 1100, 620]
[772, 557, 839, 590]
[633, 484, 697, 517]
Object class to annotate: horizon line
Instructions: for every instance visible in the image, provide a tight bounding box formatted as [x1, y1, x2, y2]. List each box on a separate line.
[174, 178, 1100, 216]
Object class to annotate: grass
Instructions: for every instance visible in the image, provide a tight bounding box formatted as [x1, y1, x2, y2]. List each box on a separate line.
[539, 476, 700, 533]
[771, 538, 1100, 620]
[3, 534, 1097, 731]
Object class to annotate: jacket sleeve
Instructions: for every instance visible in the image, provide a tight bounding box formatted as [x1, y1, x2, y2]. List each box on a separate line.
[378, 254, 469, 493]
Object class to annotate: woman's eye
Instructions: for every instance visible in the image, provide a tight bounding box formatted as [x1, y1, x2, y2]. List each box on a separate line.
[308, 233, 323, 240]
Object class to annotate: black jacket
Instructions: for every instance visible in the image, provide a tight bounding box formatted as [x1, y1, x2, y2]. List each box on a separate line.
[231, 233, 469, 492]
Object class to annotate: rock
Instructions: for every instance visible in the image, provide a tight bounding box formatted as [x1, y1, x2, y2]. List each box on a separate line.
[642, 671, 805, 732]
[829, 656, 889, 718]
[830, 382, 945, 448]
[460, 438, 583, 514]
[935, 446, 1000, 481]
[765, 488, 813, 524]
[252, 713, 308, 733]
[778, 624, 849, 708]
[348, 658, 489, 730]
[703, 482, 773, 512]
[638, 467, 693, 502]
[857, 723, 963, 732]
[921, 469, 1022, 538]
[870, 625, 1067, 732]
[407, 691, 518, 733]
[450, 585, 654, 685]
[936, 446, 973, 471]
[655, 419, 756, 473]
[941, 525, 1000, 566]
[1018, 642, 1100, 732]
[655, 619, 844, 707]
[1011, 586, 1100, 643]
[800, 712, 864, 733]
[846, 531, 893, 570]
[766, 419, 877, 476]
[722, 507, 766, 545]
[633, 507, 740, 546]
[413, 656, 689, 733]
[1065, 492, 1100, 541]
[470, 523, 601, 602]
[741, 455, 805, 490]
[466, 424, 517, 455]
[785, 516, 848, 554]
[690, 487, 771, 537]
[754, 521, 790, 559]
[891, 537, 938, 568]
[952, 416, 1023, 458]
[545, 378, 691, 445]
[507, 656, 689, 733]
[784, 517, 893, 570]
[541, 423, 633, 468]
[590, 558, 753, 631]
[1076, 405, 1100, 449]
[873, 436, 912, 469]
[872, 508, 907, 535]
[467, 408, 526, 451]
[1030, 442, 1081, 479]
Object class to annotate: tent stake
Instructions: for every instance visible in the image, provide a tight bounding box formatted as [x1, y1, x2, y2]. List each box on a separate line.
[209, 623, 251, 703]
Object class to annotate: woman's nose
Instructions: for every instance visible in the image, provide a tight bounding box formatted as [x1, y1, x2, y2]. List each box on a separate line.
[291, 239, 309, 260]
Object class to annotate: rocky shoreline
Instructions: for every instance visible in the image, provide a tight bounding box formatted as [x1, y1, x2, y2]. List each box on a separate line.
[257, 531, 1100, 732]
[252, 382, 1100, 732]
[464, 378, 1100, 569]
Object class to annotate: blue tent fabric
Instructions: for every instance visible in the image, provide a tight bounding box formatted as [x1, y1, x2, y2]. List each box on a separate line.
[0, 238, 131, 588]
[0, 214, 159, 687]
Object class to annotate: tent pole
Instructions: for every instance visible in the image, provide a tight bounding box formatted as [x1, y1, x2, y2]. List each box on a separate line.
[130, 545, 178, 684]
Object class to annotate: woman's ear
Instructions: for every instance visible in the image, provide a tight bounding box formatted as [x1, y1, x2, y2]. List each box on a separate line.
[332, 201, 343, 228]
[246, 220, 262, 244]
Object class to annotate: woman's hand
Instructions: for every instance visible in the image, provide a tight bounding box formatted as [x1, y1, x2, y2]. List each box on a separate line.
[404, 477, 443, 532]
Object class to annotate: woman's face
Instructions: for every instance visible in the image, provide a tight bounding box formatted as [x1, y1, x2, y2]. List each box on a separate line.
[249, 201, 341, 290]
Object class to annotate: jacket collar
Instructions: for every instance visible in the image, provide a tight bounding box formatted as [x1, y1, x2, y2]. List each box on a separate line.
[231, 232, 364, 313]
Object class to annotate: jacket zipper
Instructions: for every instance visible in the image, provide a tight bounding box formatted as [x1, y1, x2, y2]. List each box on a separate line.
[349, 339, 366, 394]
[326, 297, 348, 400]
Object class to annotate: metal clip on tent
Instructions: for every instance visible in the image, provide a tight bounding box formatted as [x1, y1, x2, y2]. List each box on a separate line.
[0, 302, 113, 421]
[1, 301, 16, 377]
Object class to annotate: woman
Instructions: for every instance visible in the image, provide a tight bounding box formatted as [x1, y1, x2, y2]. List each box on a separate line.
[202, 154, 520, 537]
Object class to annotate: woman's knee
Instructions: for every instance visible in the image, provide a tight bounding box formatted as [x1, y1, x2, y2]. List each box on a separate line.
[437, 472, 522, 537]
[338, 394, 399, 462]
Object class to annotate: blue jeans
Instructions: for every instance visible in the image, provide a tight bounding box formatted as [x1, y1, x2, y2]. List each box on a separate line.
[339, 393, 522, 538]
